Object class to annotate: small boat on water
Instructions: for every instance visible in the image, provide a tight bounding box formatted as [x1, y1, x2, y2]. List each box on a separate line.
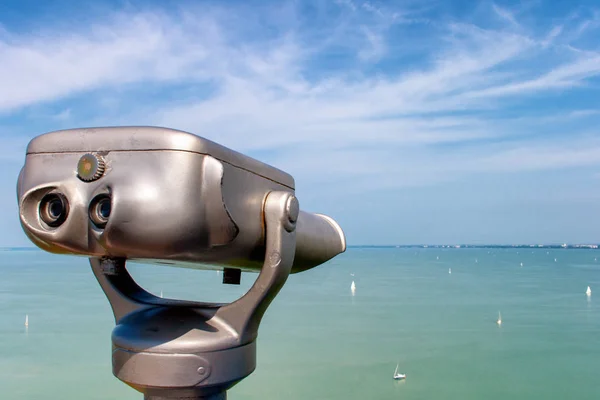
[586, 286, 592, 296]
[496, 311, 502, 326]
[393, 364, 406, 380]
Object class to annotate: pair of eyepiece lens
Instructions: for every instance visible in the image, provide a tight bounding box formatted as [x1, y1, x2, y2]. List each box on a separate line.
[39, 193, 111, 228]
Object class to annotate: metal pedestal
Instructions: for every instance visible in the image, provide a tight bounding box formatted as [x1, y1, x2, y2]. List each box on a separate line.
[90, 191, 299, 399]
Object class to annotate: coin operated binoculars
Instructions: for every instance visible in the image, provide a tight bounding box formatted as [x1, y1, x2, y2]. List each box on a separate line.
[17, 127, 346, 399]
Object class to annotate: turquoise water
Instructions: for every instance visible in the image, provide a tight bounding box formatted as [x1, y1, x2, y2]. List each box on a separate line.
[1, 248, 599, 399]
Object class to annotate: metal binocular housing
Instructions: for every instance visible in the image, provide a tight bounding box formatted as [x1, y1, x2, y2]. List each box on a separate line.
[17, 126, 346, 400]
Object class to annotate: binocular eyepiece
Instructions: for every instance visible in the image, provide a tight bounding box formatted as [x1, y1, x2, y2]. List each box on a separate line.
[38, 192, 69, 227]
[38, 191, 111, 229]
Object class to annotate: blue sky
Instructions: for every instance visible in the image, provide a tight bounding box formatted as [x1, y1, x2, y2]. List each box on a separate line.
[2, 0, 600, 246]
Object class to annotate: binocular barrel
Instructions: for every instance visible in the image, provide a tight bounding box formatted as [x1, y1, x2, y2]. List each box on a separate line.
[17, 127, 345, 273]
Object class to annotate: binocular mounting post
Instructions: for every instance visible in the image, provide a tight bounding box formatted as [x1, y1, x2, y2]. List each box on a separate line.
[89, 191, 299, 399]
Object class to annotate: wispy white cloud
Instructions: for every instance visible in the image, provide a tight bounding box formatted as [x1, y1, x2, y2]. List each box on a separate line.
[573, 8, 600, 36]
[1, 0, 600, 189]
[357, 25, 386, 61]
[0, 10, 226, 113]
[271, 135, 600, 194]
[492, 3, 520, 27]
[541, 25, 563, 47]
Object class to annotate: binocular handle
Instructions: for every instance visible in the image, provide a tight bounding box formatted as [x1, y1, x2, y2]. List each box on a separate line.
[216, 191, 297, 342]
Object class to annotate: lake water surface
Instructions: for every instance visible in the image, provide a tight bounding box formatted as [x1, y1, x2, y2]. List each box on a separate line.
[1, 248, 598, 399]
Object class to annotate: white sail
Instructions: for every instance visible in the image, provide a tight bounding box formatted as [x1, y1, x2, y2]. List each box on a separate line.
[25, 314, 29, 327]
[393, 363, 406, 380]
[350, 281, 356, 294]
[496, 311, 502, 326]
[448, 268, 452, 274]
[586, 286, 592, 296]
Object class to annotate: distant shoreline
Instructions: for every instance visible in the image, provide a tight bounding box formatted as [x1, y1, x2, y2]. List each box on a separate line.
[2, 244, 599, 251]
[349, 244, 600, 249]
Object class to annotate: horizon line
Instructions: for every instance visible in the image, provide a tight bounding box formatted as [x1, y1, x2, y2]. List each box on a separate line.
[2, 243, 600, 251]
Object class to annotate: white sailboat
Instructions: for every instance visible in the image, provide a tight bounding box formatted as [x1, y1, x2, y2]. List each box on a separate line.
[350, 281, 356, 295]
[496, 311, 502, 326]
[393, 364, 406, 380]
[586, 286, 592, 296]
[25, 314, 29, 327]
[448, 268, 452, 274]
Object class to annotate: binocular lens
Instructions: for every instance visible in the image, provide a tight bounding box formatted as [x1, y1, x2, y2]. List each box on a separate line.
[89, 195, 111, 228]
[39, 193, 68, 227]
